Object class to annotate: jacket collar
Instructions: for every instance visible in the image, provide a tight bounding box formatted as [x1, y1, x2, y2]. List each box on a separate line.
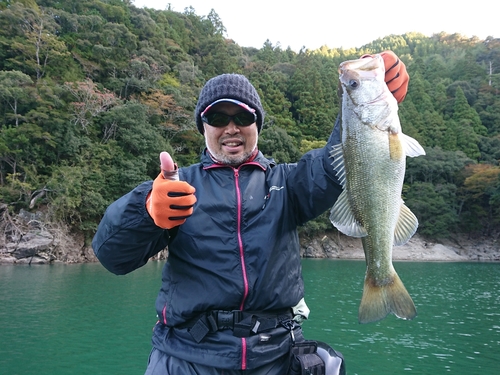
[200, 148, 275, 170]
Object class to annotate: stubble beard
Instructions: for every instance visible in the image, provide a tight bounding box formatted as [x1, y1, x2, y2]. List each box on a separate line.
[206, 137, 258, 167]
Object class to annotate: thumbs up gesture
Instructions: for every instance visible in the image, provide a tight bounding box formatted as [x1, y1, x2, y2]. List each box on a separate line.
[146, 152, 196, 229]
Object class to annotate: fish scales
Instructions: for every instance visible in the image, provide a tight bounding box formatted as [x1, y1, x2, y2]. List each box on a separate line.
[329, 55, 426, 324]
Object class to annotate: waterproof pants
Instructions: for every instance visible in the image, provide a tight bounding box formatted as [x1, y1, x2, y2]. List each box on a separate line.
[144, 347, 290, 375]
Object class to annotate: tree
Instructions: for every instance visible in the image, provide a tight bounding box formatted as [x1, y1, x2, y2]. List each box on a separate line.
[440, 87, 486, 160]
[0, 3, 498, 239]
[139, 89, 191, 135]
[1, 3, 70, 80]
[405, 181, 459, 238]
[478, 136, 500, 164]
[0, 70, 34, 126]
[96, 102, 171, 177]
[259, 125, 301, 163]
[0, 122, 53, 193]
[250, 70, 297, 139]
[119, 56, 164, 98]
[400, 73, 442, 146]
[458, 164, 500, 234]
[405, 147, 473, 185]
[452, 86, 487, 136]
[64, 79, 120, 131]
[475, 84, 500, 135]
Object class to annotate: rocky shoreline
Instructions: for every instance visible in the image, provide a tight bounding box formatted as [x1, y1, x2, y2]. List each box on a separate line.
[0, 207, 95, 265]
[300, 232, 500, 262]
[1, 207, 499, 265]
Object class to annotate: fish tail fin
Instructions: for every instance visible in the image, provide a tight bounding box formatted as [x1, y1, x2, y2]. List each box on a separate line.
[358, 270, 417, 324]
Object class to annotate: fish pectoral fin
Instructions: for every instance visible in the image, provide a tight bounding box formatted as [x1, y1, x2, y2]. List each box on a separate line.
[400, 133, 426, 158]
[329, 190, 367, 237]
[329, 144, 346, 187]
[394, 202, 419, 246]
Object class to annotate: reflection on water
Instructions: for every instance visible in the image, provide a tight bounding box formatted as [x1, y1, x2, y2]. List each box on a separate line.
[1, 260, 499, 374]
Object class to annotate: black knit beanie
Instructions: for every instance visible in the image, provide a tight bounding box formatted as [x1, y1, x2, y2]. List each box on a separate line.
[195, 74, 265, 134]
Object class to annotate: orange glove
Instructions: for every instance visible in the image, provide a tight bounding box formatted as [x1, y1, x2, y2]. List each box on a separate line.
[361, 50, 409, 103]
[146, 152, 196, 229]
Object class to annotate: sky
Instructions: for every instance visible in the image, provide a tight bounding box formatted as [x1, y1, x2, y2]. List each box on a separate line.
[132, 0, 499, 52]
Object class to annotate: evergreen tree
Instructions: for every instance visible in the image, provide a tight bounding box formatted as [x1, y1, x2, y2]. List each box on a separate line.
[0, 0, 498, 239]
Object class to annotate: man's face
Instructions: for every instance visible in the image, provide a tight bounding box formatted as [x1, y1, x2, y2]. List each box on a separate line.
[203, 102, 258, 167]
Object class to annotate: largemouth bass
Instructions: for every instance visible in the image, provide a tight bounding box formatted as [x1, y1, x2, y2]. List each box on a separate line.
[329, 54, 425, 324]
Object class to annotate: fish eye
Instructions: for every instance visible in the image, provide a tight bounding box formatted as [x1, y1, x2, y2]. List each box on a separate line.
[349, 79, 359, 89]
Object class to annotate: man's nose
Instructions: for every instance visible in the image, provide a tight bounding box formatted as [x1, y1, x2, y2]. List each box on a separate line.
[224, 120, 240, 132]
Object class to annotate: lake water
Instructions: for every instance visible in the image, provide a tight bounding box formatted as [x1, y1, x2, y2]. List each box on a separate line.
[1, 260, 499, 374]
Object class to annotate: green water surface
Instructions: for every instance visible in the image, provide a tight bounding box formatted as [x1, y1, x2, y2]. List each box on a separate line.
[1, 260, 499, 374]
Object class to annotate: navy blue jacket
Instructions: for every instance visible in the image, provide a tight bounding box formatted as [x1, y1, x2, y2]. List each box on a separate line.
[92, 126, 342, 369]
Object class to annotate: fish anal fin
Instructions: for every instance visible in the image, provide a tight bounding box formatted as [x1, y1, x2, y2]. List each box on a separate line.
[394, 202, 419, 246]
[358, 271, 417, 324]
[330, 190, 367, 237]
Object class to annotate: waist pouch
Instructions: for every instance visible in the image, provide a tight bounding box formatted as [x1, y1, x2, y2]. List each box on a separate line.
[155, 316, 303, 370]
[288, 340, 346, 375]
[288, 340, 325, 375]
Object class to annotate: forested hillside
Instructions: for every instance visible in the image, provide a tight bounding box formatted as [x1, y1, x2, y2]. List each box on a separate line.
[1, 0, 499, 244]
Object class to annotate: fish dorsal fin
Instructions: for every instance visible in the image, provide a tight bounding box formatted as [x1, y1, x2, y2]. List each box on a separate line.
[330, 144, 346, 187]
[394, 201, 419, 246]
[400, 133, 426, 158]
[329, 190, 368, 237]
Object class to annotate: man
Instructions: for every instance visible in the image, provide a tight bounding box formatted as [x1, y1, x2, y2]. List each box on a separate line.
[92, 51, 409, 374]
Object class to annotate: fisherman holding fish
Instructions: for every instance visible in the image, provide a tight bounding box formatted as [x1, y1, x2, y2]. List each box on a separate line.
[93, 51, 410, 374]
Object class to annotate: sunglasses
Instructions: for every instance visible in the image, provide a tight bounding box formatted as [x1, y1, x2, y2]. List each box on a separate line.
[201, 111, 257, 127]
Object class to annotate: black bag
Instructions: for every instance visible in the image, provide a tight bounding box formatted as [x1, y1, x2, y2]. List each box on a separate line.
[288, 339, 346, 375]
[289, 340, 325, 375]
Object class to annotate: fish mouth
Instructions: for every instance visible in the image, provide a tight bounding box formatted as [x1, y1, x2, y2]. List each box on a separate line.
[339, 55, 384, 84]
[339, 54, 383, 73]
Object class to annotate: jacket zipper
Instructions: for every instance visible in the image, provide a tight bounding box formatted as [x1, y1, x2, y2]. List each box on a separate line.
[205, 162, 266, 371]
[162, 304, 167, 325]
[234, 168, 249, 309]
[234, 168, 249, 371]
